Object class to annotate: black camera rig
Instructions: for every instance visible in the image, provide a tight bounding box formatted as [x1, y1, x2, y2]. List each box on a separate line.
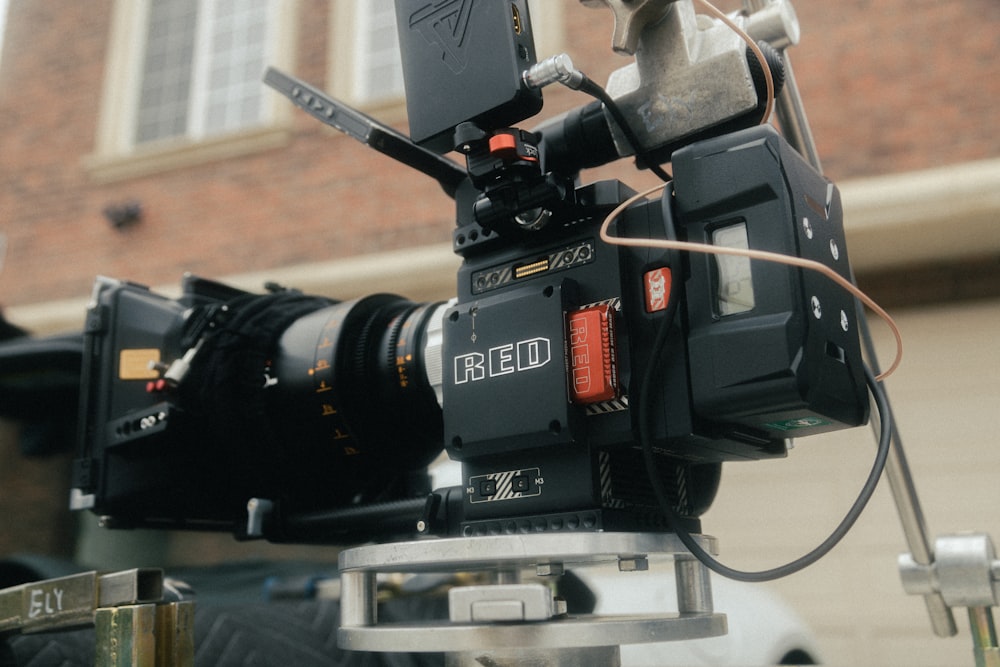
[6, 4, 997, 664]
[65, 0, 868, 545]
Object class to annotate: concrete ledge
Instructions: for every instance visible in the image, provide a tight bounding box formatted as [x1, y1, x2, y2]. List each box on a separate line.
[9, 158, 1000, 333]
[7, 243, 461, 334]
[841, 157, 1000, 271]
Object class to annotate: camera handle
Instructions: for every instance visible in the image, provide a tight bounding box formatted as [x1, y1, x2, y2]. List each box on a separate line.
[337, 532, 726, 665]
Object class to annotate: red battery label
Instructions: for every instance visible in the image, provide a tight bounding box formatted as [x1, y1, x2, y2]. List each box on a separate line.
[566, 304, 618, 404]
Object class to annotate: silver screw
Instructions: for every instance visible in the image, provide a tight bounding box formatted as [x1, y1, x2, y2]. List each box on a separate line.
[618, 556, 649, 572]
[537, 562, 565, 577]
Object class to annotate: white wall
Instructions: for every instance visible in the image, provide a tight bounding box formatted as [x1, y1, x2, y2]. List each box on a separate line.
[705, 297, 1000, 665]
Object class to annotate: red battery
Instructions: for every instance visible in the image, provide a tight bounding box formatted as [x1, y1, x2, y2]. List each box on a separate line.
[566, 304, 618, 404]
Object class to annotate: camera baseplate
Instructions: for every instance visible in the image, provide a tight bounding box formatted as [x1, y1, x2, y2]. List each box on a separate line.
[337, 532, 726, 666]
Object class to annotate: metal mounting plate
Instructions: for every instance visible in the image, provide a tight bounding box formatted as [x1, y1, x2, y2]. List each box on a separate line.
[338, 532, 726, 653]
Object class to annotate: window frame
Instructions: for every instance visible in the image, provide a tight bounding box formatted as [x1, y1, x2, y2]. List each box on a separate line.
[86, 0, 298, 183]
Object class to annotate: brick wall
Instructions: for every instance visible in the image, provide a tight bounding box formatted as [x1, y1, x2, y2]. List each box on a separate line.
[0, 0, 997, 310]
[792, 0, 1000, 178]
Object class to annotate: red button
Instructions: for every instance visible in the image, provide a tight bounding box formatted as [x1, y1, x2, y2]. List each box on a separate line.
[644, 267, 672, 312]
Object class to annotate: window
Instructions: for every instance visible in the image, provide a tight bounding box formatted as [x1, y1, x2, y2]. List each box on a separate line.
[350, 0, 405, 105]
[87, 0, 296, 182]
[135, 0, 276, 144]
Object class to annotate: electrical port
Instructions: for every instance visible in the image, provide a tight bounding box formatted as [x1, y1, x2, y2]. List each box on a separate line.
[513, 257, 550, 279]
[511, 3, 523, 35]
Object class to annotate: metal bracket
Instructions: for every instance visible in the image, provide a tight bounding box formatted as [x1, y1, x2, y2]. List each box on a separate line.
[0, 569, 194, 666]
[580, 0, 677, 54]
[900, 533, 1000, 608]
[337, 532, 727, 665]
[899, 533, 1000, 666]
[580, 0, 770, 159]
[449, 583, 566, 623]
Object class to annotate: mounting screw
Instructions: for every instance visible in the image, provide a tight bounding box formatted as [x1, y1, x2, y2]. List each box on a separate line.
[811, 296, 822, 319]
[618, 556, 649, 572]
[537, 562, 565, 577]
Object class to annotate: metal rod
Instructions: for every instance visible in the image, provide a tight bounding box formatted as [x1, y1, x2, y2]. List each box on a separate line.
[882, 424, 958, 636]
[861, 317, 957, 637]
[339, 571, 377, 628]
[94, 604, 157, 667]
[969, 607, 1000, 667]
[155, 601, 195, 667]
[675, 557, 713, 615]
[742, 1, 822, 170]
[773, 56, 823, 172]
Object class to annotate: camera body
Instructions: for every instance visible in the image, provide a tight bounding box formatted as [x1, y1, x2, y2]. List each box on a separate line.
[69, 2, 869, 541]
[69, 124, 867, 538]
[441, 124, 867, 536]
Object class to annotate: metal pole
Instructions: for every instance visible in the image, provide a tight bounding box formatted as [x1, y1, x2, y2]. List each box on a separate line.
[879, 402, 957, 637]
[745, 0, 959, 641]
[773, 57, 823, 172]
[969, 607, 1000, 667]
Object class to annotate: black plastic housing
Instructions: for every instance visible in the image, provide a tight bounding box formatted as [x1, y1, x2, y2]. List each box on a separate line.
[395, 0, 543, 153]
[440, 126, 869, 534]
[674, 126, 870, 437]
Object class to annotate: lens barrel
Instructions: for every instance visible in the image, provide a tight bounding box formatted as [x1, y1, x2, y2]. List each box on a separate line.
[265, 295, 446, 507]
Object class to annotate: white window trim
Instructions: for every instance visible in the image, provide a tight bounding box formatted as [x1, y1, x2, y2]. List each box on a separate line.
[85, 0, 298, 183]
[0, 0, 9, 70]
[13, 158, 1000, 334]
[188, 0, 220, 141]
[328, 3, 403, 117]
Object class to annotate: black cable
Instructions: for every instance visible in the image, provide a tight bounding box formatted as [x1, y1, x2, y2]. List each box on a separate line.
[639, 274, 893, 582]
[559, 59, 887, 580]
[576, 77, 674, 183]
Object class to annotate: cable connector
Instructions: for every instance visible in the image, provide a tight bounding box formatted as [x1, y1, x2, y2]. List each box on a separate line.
[523, 54, 585, 90]
[161, 337, 206, 387]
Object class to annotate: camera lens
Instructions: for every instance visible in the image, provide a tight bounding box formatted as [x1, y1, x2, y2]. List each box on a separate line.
[264, 295, 446, 508]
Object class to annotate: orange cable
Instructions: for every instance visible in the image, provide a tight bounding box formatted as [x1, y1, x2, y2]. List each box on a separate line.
[599, 182, 903, 381]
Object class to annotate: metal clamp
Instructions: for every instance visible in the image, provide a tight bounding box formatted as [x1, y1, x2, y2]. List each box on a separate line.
[899, 533, 1000, 667]
[900, 533, 1000, 608]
